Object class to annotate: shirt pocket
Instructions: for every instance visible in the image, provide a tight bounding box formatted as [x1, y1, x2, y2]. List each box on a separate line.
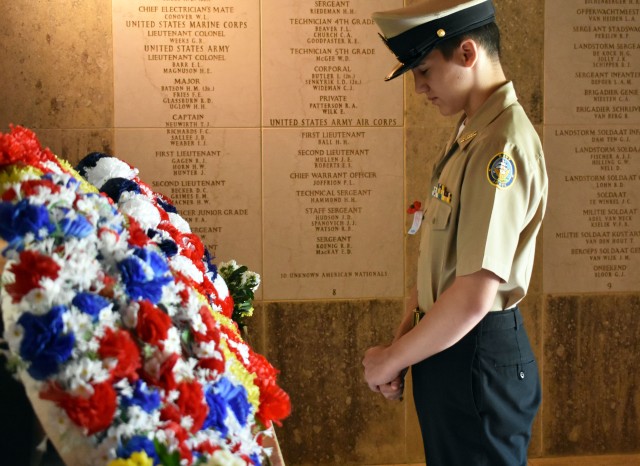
[426, 199, 452, 230]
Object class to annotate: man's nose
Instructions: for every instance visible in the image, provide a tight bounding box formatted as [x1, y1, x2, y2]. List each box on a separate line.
[411, 70, 428, 94]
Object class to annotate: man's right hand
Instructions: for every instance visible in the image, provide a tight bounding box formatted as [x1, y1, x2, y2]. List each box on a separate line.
[378, 372, 406, 401]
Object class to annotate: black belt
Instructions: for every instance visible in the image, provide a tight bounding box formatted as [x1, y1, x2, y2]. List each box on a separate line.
[413, 306, 522, 330]
[480, 307, 523, 331]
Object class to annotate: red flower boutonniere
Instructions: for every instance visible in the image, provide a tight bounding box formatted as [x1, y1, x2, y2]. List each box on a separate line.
[407, 200, 422, 214]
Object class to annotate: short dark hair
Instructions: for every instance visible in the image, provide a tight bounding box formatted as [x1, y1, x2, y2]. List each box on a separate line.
[435, 22, 501, 60]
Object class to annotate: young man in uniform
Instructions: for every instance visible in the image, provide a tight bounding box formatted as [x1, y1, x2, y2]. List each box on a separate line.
[362, 1, 548, 465]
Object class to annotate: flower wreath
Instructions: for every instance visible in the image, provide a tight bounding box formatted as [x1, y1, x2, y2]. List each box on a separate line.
[0, 126, 290, 466]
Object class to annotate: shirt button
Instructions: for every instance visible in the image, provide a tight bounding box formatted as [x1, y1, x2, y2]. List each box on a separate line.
[519, 371, 525, 379]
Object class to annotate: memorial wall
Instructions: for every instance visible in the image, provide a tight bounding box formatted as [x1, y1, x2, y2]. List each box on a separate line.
[3, 0, 640, 463]
[112, 0, 404, 301]
[543, 0, 639, 293]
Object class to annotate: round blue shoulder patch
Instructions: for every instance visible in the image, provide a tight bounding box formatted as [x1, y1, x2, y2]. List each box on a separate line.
[487, 153, 516, 189]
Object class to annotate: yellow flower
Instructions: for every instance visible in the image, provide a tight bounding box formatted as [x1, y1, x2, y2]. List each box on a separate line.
[107, 451, 154, 466]
[58, 158, 99, 193]
[203, 450, 246, 466]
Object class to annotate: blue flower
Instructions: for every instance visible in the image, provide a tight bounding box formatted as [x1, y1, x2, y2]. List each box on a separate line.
[203, 385, 229, 437]
[116, 435, 160, 465]
[120, 380, 161, 414]
[101, 178, 140, 203]
[0, 199, 55, 246]
[203, 248, 218, 280]
[203, 377, 251, 435]
[75, 152, 110, 178]
[222, 380, 251, 425]
[157, 239, 178, 258]
[58, 210, 93, 238]
[71, 292, 110, 321]
[155, 197, 177, 214]
[117, 247, 172, 304]
[18, 305, 75, 380]
[44, 173, 80, 192]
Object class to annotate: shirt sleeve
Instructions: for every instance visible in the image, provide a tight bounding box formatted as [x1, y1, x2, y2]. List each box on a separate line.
[456, 143, 532, 281]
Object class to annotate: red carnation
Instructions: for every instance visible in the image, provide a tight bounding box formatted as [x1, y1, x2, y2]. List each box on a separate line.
[173, 273, 192, 305]
[6, 250, 60, 303]
[250, 352, 291, 427]
[176, 380, 208, 433]
[20, 179, 61, 197]
[157, 221, 181, 241]
[193, 306, 222, 344]
[1, 187, 17, 201]
[179, 233, 205, 263]
[197, 357, 225, 375]
[212, 287, 234, 319]
[196, 441, 220, 456]
[162, 421, 192, 464]
[126, 216, 151, 248]
[41, 381, 117, 435]
[136, 300, 172, 347]
[0, 125, 59, 170]
[143, 353, 179, 392]
[98, 328, 141, 381]
[161, 381, 208, 434]
[256, 383, 291, 428]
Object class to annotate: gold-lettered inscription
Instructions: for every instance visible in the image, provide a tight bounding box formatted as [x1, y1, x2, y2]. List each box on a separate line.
[544, 0, 640, 293]
[262, 0, 402, 125]
[113, 1, 262, 274]
[263, 127, 403, 300]
[113, 1, 260, 128]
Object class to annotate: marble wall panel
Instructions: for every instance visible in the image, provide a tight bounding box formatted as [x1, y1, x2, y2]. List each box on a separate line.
[261, 0, 403, 126]
[262, 127, 404, 300]
[0, 1, 113, 130]
[494, 0, 544, 124]
[5, 0, 640, 464]
[113, 128, 263, 271]
[263, 299, 406, 465]
[29, 129, 115, 168]
[112, 0, 261, 129]
[544, 295, 640, 455]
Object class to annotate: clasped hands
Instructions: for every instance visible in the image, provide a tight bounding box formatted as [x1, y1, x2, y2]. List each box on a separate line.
[362, 344, 407, 401]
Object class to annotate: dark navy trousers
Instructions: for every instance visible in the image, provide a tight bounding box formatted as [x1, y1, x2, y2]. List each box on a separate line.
[412, 307, 541, 466]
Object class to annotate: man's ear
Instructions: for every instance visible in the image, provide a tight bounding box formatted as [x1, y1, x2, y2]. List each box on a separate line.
[459, 39, 479, 68]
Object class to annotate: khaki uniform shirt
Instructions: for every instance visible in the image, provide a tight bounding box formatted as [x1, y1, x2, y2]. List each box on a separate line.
[417, 82, 548, 312]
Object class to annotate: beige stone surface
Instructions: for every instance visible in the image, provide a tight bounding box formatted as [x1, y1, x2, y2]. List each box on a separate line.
[0, 1, 112, 130]
[543, 0, 640, 294]
[261, 0, 403, 126]
[2, 0, 640, 464]
[112, 0, 261, 128]
[262, 299, 406, 466]
[114, 128, 263, 273]
[543, 295, 640, 455]
[543, 126, 640, 293]
[544, 0, 640, 125]
[262, 127, 404, 300]
[31, 129, 115, 167]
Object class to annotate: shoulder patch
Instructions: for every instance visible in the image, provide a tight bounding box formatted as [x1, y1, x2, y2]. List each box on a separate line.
[487, 152, 517, 189]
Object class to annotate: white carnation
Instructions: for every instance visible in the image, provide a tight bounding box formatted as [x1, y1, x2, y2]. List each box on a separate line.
[84, 157, 138, 189]
[168, 212, 191, 233]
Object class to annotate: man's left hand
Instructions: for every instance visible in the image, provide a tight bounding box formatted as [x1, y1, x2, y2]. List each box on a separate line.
[362, 345, 401, 391]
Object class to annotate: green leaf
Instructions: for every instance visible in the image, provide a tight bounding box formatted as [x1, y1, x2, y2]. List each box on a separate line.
[154, 440, 181, 466]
